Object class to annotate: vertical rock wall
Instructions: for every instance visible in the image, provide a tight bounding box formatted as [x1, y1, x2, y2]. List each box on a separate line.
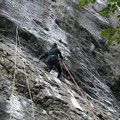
[0, 0, 120, 119]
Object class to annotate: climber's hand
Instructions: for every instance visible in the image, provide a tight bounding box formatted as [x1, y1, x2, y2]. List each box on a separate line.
[59, 57, 65, 61]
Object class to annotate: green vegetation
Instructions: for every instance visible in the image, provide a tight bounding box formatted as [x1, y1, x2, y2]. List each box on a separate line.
[77, 0, 120, 45]
[77, 0, 96, 8]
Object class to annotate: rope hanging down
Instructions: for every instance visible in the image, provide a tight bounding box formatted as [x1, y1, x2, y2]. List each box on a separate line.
[42, 0, 46, 21]
[22, 58, 35, 120]
[61, 60, 98, 120]
[16, 26, 35, 120]
[10, 26, 35, 120]
[10, 25, 18, 120]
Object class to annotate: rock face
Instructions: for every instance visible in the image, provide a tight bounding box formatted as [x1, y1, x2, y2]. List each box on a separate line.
[0, 0, 120, 120]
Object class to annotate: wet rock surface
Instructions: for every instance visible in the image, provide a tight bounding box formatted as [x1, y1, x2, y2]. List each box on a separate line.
[0, 0, 120, 120]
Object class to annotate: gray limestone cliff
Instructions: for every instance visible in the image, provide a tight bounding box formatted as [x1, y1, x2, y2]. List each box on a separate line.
[0, 0, 120, 120]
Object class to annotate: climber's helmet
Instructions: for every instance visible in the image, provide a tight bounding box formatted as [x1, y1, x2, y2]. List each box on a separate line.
[52, 43, 57, 48]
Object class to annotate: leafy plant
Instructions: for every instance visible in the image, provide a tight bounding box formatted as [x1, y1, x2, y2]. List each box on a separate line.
[77, 0, 96, 8]
[100, 25, 120, 44]
[99, 3, 117, 16]
[77, 0, 120, 45]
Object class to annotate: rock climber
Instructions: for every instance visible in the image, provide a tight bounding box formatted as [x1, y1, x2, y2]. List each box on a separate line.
[39, 43, 63, 79]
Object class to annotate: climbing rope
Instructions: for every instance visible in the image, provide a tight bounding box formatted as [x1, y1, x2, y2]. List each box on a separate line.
[42, 0, 46, 21]
[17, 26, 35, 120]
[10, 26, 35, 120]
[10, 26, 18, 120]
[61, 60, 98, 120]
[22, 60, 35, 120]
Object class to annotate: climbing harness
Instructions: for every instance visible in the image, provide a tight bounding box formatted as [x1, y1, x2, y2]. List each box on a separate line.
[48, 55, 56, 59]
[61, 60, 98, 120]
[48, 55, 58, 61]
[9, 26, 35, 120]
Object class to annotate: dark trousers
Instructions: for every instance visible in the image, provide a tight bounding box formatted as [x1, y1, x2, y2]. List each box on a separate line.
[47, 56, 62, 79]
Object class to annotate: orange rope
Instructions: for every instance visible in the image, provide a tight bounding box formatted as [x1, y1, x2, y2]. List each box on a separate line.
[61, 60, 98, 120]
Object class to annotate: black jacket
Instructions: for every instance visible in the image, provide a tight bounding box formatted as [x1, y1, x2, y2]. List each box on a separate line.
[40, 48, 63, 60]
